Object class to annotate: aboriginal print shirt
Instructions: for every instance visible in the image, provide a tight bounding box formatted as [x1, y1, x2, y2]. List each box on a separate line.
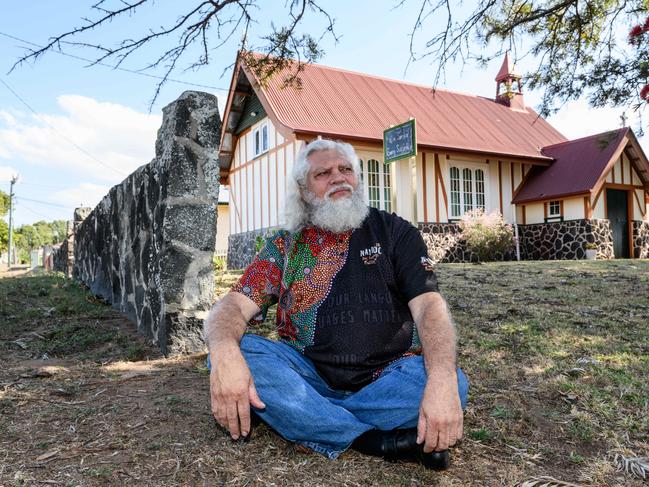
[232, 208, 439, 391]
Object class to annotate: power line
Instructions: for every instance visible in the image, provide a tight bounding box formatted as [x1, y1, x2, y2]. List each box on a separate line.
[0, 77, 127, 177]
[16, 196, 75, 210]
[16, 203, 57, 220]
[0, 31, 229, 92]
[0, 179, 72, 190]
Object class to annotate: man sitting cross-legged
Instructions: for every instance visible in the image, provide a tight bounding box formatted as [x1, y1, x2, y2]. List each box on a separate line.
[203, 138, 469, 469]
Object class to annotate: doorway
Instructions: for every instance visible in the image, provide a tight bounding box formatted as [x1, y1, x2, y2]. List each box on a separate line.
[606, 189, 630, 258]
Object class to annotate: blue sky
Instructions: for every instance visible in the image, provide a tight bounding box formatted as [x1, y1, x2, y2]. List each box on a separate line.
[0, 1, 641, 226]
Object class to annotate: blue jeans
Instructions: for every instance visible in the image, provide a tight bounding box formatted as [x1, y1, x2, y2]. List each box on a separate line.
[209, 334, 469, 459]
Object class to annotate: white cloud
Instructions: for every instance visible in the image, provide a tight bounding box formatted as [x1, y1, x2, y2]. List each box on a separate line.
[0, 165, 19, 181]
[0, 96, 161, 183]
[0, 111, 18, 126]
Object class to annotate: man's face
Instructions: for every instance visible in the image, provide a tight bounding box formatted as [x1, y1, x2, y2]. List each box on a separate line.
[305, 149, 359, 200]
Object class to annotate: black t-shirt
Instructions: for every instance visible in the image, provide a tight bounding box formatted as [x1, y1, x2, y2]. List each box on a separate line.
[233, 208, 439, 391]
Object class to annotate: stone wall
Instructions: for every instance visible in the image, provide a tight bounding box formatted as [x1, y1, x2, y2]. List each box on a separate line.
[52, 239, 73, 277]
[53, 208, 91, 276]
[227, 227, 276, 270]
[227, 222, 513, 267]
[418, 223, 514, 263]
[226, 217, 636, 266]
[418, 223, 473, 263]
[518, 219, 614, 260]
[633, 220, 649, 258]
[73, 91, 221, 354]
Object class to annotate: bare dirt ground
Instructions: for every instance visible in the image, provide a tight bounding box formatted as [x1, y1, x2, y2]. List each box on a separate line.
[1, 262, 647, 486]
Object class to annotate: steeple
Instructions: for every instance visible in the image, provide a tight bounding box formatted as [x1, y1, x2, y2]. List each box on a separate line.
[495, 52, 525, 110]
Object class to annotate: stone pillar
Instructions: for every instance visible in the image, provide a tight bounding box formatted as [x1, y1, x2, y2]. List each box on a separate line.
[72, 91, 221, 355]
[633, 220, 649, 258]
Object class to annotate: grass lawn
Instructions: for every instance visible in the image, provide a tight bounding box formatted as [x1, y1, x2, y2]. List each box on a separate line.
[0, 261, 647, 486]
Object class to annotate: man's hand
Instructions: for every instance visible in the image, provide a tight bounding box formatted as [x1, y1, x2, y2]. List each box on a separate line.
[210, 344, 266, 440]
[416, 369, 463, 452]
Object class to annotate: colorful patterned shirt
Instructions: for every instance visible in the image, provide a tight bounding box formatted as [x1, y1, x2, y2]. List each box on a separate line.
[233, 208, 439, 391]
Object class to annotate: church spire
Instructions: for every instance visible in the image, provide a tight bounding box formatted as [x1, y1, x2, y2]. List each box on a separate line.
[495, 52, 525, 110]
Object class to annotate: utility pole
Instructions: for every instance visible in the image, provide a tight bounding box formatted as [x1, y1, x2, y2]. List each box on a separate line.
[7, 175, 18, 270]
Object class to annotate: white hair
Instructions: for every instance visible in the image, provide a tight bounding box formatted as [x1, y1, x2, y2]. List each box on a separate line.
[283, 138, 367, 233]
[292, 139, 361, 186]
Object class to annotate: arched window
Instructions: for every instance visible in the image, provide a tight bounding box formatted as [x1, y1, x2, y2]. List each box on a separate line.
[383, 163, 392, 213]
[358, 158, 392, 211]
[475, 169, 485, 208]
[462, 168, 473, 213]
[367, 159, 380, 208]
[450, 167, 461, 217]
[449, 165, 487, 218]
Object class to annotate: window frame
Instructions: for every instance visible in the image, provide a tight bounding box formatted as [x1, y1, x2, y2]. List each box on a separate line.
[545, 199, 563, 223]
[549, 200, 561, 216]
[252, 120, 270, 158]
[358, 156, 392, 212]
[447, 161, 489, 220]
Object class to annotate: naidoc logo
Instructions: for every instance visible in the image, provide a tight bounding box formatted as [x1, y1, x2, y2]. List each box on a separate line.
[360, 243, 382, 265]
[420, 256, 436, 271]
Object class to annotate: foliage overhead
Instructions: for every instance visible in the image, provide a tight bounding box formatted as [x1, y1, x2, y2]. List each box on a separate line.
[12, 0, 336, 107]
[11, 1, 649, 116]
[407, 0, 649, 118]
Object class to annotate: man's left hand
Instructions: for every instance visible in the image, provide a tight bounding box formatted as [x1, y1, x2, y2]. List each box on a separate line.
[416, 369, 463, 452]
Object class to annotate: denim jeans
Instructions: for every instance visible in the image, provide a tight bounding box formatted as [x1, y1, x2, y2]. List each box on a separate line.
[209, 334, 469, 459]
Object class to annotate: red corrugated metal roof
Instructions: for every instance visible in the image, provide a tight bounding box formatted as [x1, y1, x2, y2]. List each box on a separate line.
[249, 59, 567, 160]
[512, 128, 629, 203]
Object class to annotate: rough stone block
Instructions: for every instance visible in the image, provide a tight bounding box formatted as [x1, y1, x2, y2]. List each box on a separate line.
[159, 245, 194, 303]
[164, 144, 200, 198]
[164, 204, 217, 251]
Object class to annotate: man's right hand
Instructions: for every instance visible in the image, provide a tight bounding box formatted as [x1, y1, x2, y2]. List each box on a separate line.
[210, 344, 266, 440]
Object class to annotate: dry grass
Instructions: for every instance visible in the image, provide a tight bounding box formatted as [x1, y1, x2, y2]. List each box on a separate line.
[1, 261, 647, 486]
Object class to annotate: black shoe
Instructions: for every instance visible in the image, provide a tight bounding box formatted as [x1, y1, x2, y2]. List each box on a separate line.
[351, 428, 450, 470]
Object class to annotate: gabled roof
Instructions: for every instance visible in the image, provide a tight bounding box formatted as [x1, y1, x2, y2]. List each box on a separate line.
[219, 53, 567, 170]
[512, 128, 649, 204]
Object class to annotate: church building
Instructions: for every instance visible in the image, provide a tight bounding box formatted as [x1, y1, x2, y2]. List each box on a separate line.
[218, 52, 649, 268]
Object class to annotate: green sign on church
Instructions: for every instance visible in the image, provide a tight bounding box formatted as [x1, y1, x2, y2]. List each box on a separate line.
[383, 119, 417, 163]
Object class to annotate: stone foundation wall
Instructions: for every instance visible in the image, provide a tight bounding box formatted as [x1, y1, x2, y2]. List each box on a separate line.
[73, 91, 221, 354]
[227, 227, 277, 270]
[418, 223, 473, 263]
[418, 223, 514, 263]
[633, 220, 649, 258]
[226, 217, 633, 267]
[227, 222, 515, 267]
[518, 219, 614, 260]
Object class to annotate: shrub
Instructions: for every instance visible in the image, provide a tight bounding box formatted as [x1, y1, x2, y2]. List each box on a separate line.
[458, 209, 514, 262]
[213, 255, 226, 272]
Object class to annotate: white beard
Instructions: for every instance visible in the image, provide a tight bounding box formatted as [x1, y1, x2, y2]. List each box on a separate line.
[304, 183, 369, 233]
